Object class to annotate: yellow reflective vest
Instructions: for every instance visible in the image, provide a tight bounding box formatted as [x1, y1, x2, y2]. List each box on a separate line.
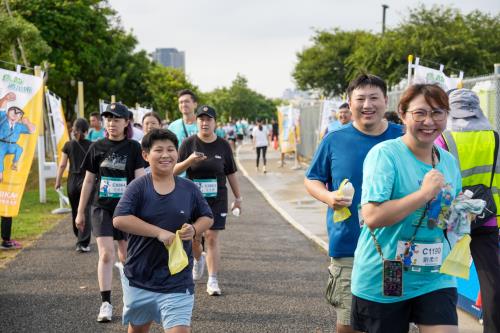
[442, 130, 500, 226]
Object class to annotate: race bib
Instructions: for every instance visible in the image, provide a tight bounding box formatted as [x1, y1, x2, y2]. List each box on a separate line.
[396, 240, 443, 273]
[99, 176, 127, 198]
[193, 179, 218, 198]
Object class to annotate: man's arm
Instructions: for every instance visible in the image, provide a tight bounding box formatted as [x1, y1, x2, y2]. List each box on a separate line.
[304, 178, 351, 210]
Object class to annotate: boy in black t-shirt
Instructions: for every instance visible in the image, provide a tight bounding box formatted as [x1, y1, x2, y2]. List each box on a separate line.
[114, 129, 213, 333]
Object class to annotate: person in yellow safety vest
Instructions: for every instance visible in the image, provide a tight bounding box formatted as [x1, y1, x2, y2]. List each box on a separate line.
[436, 88, 500, 333]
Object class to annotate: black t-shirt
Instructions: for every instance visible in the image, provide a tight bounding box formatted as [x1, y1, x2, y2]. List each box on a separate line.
[114, 174, 213, 293]
[62, 139, 92, 175]
[82, 138, 144, 211]
[178, 136, 237, 204]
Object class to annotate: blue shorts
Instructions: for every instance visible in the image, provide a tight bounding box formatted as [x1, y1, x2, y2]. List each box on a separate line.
[120, 271, 194, 329]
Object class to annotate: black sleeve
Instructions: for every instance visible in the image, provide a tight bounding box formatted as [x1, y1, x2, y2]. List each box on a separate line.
[83, 142, 99, 174]
[178, 137, 193, 163]
[130, 140, 145, 170]
[62, 141, 71, 156]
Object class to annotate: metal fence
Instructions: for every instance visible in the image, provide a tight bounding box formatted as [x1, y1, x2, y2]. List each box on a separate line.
[296, 73, 500, 161]
[296, 100, 322, 161]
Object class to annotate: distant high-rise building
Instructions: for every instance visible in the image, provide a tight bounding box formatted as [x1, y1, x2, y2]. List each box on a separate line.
[152, 48, 185, 71]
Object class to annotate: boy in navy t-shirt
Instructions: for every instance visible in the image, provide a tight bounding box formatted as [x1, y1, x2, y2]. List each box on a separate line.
[113, 129, 213, 333]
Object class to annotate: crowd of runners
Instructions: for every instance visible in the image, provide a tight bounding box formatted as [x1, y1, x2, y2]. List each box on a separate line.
[2, 72, 499, 333]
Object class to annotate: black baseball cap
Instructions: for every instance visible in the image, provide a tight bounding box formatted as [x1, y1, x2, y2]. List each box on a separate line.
[101, 102, 129, 118]
[196, 105, 217, 119]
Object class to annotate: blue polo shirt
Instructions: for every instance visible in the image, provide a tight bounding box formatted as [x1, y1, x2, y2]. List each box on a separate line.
[305, 123, 403, 257]
[114, 174, 213, 294]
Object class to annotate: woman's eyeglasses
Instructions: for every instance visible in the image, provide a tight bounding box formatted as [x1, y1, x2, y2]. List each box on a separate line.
[407, 109, 447, 122]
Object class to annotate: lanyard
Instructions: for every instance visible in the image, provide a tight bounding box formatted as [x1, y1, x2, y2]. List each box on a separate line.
[370, 146, 438, 261]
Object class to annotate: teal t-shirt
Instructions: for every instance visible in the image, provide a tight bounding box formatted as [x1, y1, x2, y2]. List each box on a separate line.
[168, 118, 198, 148]
[352, 137, 462, 303]
[86, 128, 105, 142]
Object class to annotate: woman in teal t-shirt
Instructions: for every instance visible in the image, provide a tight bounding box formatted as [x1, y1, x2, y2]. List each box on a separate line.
[351, 84, 462, 333]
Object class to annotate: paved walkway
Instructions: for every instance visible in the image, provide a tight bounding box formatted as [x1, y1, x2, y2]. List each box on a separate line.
[0, 167, 333, 332]
[0, 141, 483, 332]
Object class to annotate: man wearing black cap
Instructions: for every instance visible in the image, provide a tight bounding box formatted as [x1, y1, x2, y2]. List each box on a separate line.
[175, 105, 242, 296]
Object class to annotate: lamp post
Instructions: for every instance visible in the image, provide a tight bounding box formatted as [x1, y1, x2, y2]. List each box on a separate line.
[382, 4, 389, 35]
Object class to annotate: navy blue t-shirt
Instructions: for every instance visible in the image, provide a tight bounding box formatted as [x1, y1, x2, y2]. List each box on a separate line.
[113, 174, 213, 294]
[305, 123, 403, 257]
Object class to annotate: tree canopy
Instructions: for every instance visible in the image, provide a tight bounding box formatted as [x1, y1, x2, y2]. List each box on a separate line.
[293, 5, 500, 97]
[204, 74, 277, 122]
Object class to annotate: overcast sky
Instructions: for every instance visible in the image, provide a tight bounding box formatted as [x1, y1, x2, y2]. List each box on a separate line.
[108, 0, 499, 98]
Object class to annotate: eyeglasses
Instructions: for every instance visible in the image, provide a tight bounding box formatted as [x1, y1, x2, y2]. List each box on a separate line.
[407, 109, 447, 122]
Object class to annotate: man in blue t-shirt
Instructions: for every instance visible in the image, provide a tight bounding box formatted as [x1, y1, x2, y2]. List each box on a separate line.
[113, 128, 213, 332]
[304, 74, 403, 333]
[168, 89, 199, 148]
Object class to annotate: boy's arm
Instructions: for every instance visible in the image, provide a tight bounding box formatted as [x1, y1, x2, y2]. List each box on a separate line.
[113, 215, 176, 245]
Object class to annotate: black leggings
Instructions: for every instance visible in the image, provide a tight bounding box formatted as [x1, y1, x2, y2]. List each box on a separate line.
[1, 216, 12, 241]
[470, 227, 500, 332]
[68, 174, 91, 247]
[256, 146, 267, 167]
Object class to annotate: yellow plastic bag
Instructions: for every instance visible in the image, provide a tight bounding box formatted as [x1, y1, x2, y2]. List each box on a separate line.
[439, 234, 471, 279]
[165, 231, 189, 275]
[333, 179, 353, 223]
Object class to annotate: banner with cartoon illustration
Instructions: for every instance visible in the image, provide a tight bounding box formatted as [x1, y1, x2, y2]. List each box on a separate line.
[277, 105, 301, 153]
[0, 68, 43, 216]
[46, 90, 70, 176]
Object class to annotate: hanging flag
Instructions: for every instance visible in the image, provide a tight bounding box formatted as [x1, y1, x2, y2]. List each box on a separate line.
[277, 105, 301, 153]
[46, 90, 70, 176]
[0, 67, 44, 216]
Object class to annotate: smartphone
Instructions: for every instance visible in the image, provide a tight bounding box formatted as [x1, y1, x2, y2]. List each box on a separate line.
[382, 259, 403, 297]
[194, 152, 205, 157]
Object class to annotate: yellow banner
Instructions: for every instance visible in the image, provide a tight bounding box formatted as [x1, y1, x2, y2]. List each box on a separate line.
[0, 68, 44, 216]
[277, 105, 301, 153]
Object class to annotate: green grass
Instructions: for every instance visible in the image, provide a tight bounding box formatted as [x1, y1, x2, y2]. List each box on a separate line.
[12, 184, 62, 239]
[1, 162, 67, 267]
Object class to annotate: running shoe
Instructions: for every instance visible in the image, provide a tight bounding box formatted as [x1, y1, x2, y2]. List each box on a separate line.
[207, 280, 221, 296]
[193, 252, 206, 281]
[97, 302, 112, 322]
[0, 240, 22, 250]
[80, 245, 90, 253]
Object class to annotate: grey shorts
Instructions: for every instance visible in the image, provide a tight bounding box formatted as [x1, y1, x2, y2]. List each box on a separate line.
[91, 205, 127, 240]
[327, 257, 354, 326]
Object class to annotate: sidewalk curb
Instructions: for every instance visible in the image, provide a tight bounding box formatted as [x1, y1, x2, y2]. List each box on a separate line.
[235, 146, 328, 252]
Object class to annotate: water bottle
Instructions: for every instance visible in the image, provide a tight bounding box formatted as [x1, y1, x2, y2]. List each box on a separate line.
[232, 207, 240, 217]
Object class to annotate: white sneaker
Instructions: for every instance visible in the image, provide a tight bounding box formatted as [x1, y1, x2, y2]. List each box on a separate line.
[207, 280, 221, 296]
[80, 245, 90, 253]
[193, 252, 206, 281]
[97, 301, 112, 322]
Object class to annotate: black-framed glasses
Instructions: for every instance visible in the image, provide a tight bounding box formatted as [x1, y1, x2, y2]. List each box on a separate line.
[408, 108, 447, 122]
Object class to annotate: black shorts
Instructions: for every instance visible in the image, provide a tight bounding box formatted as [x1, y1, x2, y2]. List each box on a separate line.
[237, 134, 243, 141]
[91, 205, 127, 240]
[351, 288, 458, 333]
[207, 198, 227, 230]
